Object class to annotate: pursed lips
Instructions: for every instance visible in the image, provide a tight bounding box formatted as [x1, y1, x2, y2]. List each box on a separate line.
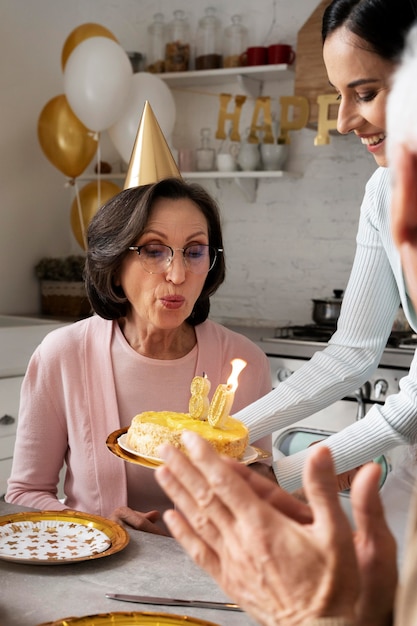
[160, 295, 185, 309]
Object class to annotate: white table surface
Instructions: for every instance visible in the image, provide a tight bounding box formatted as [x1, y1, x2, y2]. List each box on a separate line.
[0, 500, 257, 626]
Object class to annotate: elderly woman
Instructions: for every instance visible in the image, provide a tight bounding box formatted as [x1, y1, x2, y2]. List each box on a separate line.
[6, 177, 271, 535]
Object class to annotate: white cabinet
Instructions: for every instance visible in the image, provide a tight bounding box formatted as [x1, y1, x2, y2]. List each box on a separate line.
[0, 316, 67, 496]
[0, 376, 23, 495]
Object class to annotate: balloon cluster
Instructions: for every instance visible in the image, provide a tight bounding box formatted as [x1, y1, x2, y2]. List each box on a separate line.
[37, 23, 177, 249]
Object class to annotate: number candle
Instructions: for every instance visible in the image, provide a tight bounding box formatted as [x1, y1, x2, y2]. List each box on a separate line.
[189, 373, 211, 420]
[208, 359, 247, 428]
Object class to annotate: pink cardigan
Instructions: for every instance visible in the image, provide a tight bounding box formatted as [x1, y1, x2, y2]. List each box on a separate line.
[6, 316, 271, 517]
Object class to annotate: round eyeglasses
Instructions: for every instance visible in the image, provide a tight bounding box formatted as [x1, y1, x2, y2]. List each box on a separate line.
[128, 243, 223, 274]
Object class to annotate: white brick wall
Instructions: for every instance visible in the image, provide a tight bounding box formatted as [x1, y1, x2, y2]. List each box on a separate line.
[0, 0, 377, 322]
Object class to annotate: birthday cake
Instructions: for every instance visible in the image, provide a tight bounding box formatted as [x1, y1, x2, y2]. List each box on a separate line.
[125, 410, 249, 459]
[125, 368, 249, 459]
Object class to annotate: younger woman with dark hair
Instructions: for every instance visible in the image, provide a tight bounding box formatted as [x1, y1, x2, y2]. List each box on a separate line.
[233, 0, 417, 566]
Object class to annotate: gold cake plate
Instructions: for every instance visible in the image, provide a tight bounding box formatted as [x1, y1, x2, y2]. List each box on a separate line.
[0, 510, 129, 565]
[106, 427, 270, 470]
[37, 611, 220, 626]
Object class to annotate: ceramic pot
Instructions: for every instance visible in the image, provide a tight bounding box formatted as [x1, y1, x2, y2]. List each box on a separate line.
[237, 142, 260, 171]
[260, 143, 289, 170]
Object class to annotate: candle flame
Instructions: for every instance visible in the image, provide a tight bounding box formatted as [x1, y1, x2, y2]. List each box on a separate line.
[226, 358, 247, 392]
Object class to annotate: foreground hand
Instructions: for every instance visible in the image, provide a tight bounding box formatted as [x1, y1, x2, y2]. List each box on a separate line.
[110, 506, 169, 536]
[350, 463, 397, 626]
[156, 433, 359, 626]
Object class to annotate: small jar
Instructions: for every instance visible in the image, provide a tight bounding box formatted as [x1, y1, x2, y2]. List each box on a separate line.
[147, 13, 167, 73]
[195, 7, 223, 70]
[165, 10, 191, 72]
[223, 15, 248, 68]
[196, 128, 215, 171]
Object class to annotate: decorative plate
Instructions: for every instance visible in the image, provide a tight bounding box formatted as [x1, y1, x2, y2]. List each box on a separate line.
[37, 611, 220, 626]
[106, 427, 270, 469]
[0, 510, 129, 564]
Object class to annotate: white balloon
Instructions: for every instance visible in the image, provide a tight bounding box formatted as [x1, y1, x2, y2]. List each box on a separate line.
[108, 73, 176, 163]
[64, 37, 133, 132]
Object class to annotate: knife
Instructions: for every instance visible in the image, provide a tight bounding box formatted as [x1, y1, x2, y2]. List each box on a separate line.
[105, 593, 242, 612]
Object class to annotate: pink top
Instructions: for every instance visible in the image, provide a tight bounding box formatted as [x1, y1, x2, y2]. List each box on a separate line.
[6, 316, 271, 521]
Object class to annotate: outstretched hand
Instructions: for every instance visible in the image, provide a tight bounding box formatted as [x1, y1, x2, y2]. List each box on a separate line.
[349, 462, 397, 626]
[156, 433, 361, 626]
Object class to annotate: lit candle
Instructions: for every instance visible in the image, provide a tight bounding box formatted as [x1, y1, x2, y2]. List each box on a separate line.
[208, 359, 247, 428]
[189, 373, 211, 420]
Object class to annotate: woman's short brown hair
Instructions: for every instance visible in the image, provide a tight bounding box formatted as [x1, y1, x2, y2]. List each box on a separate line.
[85, 177, 225, 325]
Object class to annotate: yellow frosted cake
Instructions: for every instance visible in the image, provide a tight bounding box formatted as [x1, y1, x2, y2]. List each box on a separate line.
[125, 410, 249, 460]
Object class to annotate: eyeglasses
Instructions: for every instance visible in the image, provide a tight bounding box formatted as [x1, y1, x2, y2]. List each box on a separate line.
[128, 243, 223, 274]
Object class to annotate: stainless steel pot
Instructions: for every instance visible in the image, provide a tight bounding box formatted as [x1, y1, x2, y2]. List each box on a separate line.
[312, 290, 343, 326]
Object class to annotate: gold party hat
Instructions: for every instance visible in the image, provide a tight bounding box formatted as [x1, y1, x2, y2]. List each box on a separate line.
[124, 101, 181, 189]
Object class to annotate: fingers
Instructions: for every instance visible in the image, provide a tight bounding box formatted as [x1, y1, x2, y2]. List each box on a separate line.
[349, 462, 386, 532]
[303, 446, 351, 531]
[228, 460, 313, 523]
[156, 437, 236, 546]
[157, 432, 313, 530]
[158, 432, 251, 521]
[349, 463, 398, 625]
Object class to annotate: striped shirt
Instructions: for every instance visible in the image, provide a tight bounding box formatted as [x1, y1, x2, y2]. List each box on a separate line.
[235, 166, 417, 491]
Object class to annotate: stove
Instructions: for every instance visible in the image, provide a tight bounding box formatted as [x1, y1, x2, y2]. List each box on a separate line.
[257, 324, 417, 402]
[272, 323, 416, 347]
[258, 324, 416, 372]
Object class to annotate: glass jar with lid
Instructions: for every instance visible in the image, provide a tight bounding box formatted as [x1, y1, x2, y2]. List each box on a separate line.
[147, 13, 167, 73]
[165, 9, 191, 72]
[223, 15, 248, 67]
[195, 7, 223, 70]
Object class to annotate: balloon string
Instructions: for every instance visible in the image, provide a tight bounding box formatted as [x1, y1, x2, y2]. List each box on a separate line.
[74, 180, 87, 249]
[96, 132, 101, 208]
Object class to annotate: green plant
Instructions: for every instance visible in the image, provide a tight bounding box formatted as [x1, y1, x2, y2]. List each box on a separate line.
[35, 255, 85, 282]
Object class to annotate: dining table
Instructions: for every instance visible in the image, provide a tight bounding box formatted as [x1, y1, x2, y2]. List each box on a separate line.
[0, 499, 258, 626]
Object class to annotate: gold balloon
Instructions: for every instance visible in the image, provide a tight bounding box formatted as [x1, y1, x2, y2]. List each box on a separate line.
[61, 23, 118, 70]
[70, 181, 121, 249]
[38, 95, 98, 178]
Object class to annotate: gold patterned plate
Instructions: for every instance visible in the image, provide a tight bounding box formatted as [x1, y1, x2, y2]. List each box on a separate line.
[0, 510, 129, 564]
[37, 611, 220, 626]
[106, 427, 271, 469]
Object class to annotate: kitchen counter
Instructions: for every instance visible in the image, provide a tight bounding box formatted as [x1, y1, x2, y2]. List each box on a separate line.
[0, 500, 256, 626]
